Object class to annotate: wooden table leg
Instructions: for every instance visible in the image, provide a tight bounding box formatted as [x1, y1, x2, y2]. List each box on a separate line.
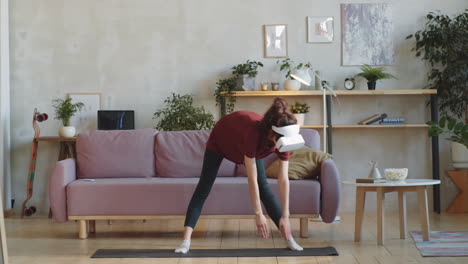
[354, 187, 366, 242]
[398, 190, 407, 239]
[377, 187, 385, 245]
[417, 186, 430, 241]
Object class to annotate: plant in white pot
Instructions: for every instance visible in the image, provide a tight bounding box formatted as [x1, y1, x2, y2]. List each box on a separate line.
[277, 58, 311, 91]
[290, 102, 310, 126]
[428, 118, 468, 169]
[231, 60, 263, 91]
[52, 97, 84, 138]
[408, 10, 467, 169]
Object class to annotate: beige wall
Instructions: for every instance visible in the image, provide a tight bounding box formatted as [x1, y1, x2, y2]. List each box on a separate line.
[9, 0, 467, 216]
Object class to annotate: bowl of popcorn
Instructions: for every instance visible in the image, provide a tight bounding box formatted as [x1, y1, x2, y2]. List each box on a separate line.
[384, 168, 408, 181]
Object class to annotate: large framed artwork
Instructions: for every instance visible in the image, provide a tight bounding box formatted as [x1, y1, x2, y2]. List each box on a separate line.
[264, 24, 288, 58]
[68, 93, 101, 133]
[341, 3, 394, 66]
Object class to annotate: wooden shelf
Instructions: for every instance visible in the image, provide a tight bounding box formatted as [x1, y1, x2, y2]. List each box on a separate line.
[302, 124, 429, 129]
[229, 89, 437, 97]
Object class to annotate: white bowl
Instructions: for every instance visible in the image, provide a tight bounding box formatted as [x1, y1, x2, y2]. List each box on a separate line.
[384, 168, 408, 181]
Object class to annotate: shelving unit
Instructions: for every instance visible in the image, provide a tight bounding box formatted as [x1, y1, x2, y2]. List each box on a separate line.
[225, 89, 441, 213]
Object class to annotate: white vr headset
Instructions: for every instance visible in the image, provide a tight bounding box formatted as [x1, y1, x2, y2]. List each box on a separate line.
[271, 124, 305, 152]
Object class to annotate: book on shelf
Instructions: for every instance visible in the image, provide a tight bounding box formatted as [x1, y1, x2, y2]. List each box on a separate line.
[379, 121, 405, 125]
[356, 178, 387, 183]
[382, 117, 405, 123]
[365, 113, 388, 125]
[358, 114, 382, 125]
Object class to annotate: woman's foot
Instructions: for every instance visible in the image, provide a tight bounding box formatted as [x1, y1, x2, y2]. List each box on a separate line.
[286, 237, 303, 251]
[175, 240, 191, 254]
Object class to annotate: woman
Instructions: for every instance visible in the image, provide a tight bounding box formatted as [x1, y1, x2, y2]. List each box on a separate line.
[175, 97, 303, 253]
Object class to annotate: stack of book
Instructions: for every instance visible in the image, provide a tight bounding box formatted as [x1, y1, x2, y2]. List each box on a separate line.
[358, 113, 405, 125]
[356, 178, 387, 183]
[379, 117, 405, 125]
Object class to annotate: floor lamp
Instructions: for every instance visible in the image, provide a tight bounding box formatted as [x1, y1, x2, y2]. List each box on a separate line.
[290, 68, 337, 153]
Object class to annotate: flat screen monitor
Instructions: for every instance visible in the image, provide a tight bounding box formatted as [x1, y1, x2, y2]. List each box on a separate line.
[98, 110, 135, 130]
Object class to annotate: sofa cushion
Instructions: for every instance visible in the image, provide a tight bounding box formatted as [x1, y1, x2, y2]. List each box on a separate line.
[235, 128, 321, 176]
[77, 129, 157, 179]
[66, 177, 320, 216]
[155, 130, 236, 178]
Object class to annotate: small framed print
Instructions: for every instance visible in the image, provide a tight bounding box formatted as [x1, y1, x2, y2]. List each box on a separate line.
[307, 16, 334, 42]
[263, 24, 288, 58]
[68, 92, 102, 132]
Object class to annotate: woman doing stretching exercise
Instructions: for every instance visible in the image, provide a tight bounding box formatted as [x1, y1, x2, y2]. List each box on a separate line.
[175, 97, 304, 253]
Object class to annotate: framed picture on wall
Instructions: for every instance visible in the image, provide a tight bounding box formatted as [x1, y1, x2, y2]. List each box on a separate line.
[307, 16, 334, 42]
[263, 24, 288, 58]
[68, 93, 101, 133]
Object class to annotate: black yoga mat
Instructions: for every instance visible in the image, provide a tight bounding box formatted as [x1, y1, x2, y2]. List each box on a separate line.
[91, 247, 338, 258]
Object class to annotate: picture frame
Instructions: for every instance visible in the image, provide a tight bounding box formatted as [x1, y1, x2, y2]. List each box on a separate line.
[263, 24, 288, 58]
[67, 93, 102, 133]
[307, 16, 334, 42]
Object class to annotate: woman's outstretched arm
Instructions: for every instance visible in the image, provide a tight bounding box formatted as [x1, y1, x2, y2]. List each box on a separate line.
[244, 155, 269, 238]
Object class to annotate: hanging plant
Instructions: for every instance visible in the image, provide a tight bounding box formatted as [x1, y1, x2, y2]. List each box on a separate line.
[214, 77, 237, 117]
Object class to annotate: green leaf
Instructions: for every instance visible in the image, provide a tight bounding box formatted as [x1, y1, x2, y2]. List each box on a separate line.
[439, 116, 446, 127]
[448, 119, 456, 130]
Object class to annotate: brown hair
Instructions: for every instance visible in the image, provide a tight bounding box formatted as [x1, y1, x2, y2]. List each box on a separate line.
[259, 97, 297, 134]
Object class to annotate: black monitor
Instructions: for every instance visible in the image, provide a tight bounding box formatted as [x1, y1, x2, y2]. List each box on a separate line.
[98, 110, 135, 130]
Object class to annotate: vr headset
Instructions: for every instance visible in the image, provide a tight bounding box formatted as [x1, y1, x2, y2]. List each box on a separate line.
[272, 124, 305, 152]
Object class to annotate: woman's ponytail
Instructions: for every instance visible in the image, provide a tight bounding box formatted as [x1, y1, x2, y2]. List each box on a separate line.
[259, 97, 297, 133]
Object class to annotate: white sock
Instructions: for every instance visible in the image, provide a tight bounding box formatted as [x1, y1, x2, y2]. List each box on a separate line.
[175, 240, 191, 254]
[286, 237, 303, 251]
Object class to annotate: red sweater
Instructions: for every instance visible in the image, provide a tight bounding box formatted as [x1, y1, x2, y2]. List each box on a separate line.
[206, 111, 290, 164]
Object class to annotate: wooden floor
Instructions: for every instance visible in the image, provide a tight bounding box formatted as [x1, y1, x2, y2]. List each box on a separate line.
[4, 212, 468, 264]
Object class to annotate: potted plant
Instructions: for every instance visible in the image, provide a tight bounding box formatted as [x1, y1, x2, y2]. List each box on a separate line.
[52, 97, 84, 138]
[427, 117, 468, 168]
[277, 58, 311, 91]
[290, 102, 310, 126]
[214, 77, 237, 117]
[354, 64, 397, 90]
[232, 60, 263, 91]
[153, 93, 215, 131]
[407, 10, 468, 168]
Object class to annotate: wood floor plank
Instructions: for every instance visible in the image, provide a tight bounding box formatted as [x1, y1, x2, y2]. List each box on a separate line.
[4, 213, 468, 264]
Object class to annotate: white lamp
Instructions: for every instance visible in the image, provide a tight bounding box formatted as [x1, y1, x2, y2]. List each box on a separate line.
[290, 68, 337, 153]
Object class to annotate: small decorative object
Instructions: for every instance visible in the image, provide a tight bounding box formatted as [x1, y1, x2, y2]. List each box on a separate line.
[214, 77, 237, 116]
[307, 16, 334, 42]
[344, 78, 355, 90]
[264, 24, 288, 58]
[384, 168, 408, 181]
[368, 160, 383, 179]
[290, 102, 310, 126]
[52, 97, 84, 138]
[321, 80, 330, 89]
[68, 93, 101, 133]
[427, 117, 468, 169]
[277, 58, 312, 91]
[341, 3, 394, 66]
[354, 64, 397, 90]
[261, 83, 269, 91]
[271, 82, 279, 91]
[154, 93, 215, 131]
[232, 60, 264, 91]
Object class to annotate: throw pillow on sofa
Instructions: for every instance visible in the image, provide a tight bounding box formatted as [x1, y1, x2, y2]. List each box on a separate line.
[266, 147, 332, 180]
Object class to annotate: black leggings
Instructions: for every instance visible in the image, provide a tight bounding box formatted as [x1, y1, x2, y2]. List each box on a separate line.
[184, 149, 283, 229]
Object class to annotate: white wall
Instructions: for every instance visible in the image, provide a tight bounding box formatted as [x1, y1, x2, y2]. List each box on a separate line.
[9, 0, 467, 216]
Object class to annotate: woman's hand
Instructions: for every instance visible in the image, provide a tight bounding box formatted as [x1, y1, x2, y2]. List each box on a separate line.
[279, 216, 292, 240]
[256, 214, 270, 238]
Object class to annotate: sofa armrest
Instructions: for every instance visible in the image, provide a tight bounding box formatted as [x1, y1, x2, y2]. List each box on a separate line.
[319, 159, 341, 223]
[49, 158, 76, 223]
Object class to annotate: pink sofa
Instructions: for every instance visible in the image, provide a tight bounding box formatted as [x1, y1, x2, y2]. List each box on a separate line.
[49, 128, 340, 239]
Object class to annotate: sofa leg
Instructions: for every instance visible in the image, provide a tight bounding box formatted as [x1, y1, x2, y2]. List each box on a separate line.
[88, 220, 96, 234]
[300, 218, 309, 238]
[107, 220, 112, 225]
[79, 220, 88, 239]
